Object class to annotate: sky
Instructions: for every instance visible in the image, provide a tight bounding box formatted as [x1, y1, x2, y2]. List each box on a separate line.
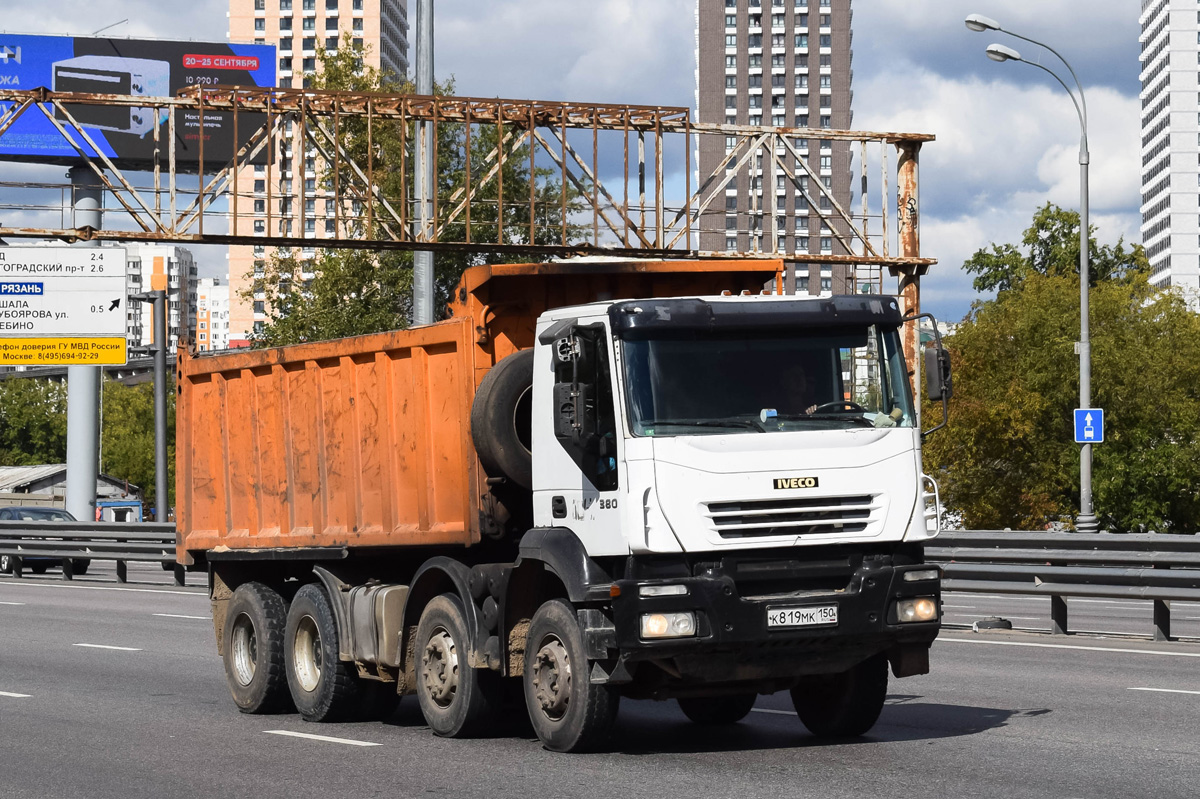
[2, 0, 1144, 322]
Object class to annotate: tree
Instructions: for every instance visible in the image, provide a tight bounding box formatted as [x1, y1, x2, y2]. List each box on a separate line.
[924, 269, 1200, 533]
[963, 203, 1148, 293]
[100, 379, 174, 511]
[0, 379, 68, 465]
[251, 40, 586, 346]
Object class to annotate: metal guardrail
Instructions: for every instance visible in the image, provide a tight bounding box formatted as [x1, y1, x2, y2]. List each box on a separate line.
[927, 530, 1200, 641]
[0, 521, 183, 586]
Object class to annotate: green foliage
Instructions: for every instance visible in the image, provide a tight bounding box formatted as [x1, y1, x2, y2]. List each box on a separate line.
[963, 203, 1149, 293]
[925, 271, 1200, 533]
[0, 379, 68, 465]
[0, 377, 171, 510]
[100, 379, 174, 510]
[251, 39, 586, 347]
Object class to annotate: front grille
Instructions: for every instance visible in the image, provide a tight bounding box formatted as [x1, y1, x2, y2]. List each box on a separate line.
[704, 494, 877, 539]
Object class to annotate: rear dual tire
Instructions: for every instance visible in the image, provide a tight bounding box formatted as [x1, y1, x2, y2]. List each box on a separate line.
[223, 582, 293, 714]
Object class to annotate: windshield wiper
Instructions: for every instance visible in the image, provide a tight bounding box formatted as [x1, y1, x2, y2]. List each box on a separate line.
[773, 412, 874, 427]
[639, 418, 764, 431]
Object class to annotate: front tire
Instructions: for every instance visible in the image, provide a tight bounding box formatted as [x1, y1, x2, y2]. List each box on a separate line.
[678, 693, 757, 725]
[523, 599, 619, 753]
[790, 654, 888, 738]
[0, 554, 12, 574]
[414, 593, 502, 737]
[284, 583, 365, 722]
[223, 582, 293, 714]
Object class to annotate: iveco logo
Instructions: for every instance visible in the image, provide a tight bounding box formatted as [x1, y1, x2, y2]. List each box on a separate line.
[774, 476, 818, 489]
[0, 46, 21, 65]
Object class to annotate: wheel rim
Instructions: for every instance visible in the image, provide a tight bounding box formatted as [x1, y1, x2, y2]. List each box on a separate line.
[0, 555, 10, 573]
[420, 626, 459, 709]
[230, 612, 258, 687]
[531, 634, 572, 721]
[292, 614, 322, 693]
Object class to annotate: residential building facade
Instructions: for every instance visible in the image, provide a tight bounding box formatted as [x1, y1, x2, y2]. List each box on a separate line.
[194, 278, 232, 352]
[227, 0, 410, 345]
[123, 244, 198, 355]
[1140, 0, 1200, 295]
[695, 0, 855, 295]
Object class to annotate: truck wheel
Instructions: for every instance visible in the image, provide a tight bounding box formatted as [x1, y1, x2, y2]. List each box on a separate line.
[285, 583, 365, 722]
[30, 563, 48, 574]
[678, 693, 757, 725]
[414, 593, 502, 737]
[790, 654, 888, 738]
[523, 599, 619, 752]
[223, 582, 293, 714]
[0, 555, 12, 574]
[471, 348, 534, 489]
[71, 559, 90, 576]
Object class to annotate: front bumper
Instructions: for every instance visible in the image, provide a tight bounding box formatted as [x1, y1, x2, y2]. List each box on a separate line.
[607, 554, 940, 686]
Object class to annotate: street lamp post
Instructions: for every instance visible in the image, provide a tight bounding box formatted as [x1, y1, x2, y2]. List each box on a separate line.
[967, 14, 1098, 532]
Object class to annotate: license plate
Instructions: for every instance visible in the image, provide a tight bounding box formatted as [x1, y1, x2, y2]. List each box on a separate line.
[766, 604, 838, 629]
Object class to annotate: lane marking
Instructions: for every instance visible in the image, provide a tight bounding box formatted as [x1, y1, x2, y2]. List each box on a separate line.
[153, 613, 209, 620]
[750, 707, 793, 716]
[1129, 687, 1200, 696]
[264, 730, 381, 747]
[938, 637, 1200, 658]
[0, 691, 31, 698]
[942, 604, 977, 609]
[74, 643, 142, 652]
[0, 601, 26, 605]
[0, 582, 199, 597]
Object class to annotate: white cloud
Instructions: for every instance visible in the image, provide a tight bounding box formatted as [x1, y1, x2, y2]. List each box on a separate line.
[855, 67, 1140, 321]
[9, 0, 1143, 320]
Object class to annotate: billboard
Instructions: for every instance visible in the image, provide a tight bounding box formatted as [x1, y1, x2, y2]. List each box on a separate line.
[0, 35, 275, 168]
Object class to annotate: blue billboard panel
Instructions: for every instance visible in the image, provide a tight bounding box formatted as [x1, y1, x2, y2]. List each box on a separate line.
[0, 35, 275, 167]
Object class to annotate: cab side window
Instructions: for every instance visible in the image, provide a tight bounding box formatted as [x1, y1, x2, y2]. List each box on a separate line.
[553, 326, 618, 492]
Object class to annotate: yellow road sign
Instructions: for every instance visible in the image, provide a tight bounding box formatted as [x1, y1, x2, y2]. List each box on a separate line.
[0, 337, 127, 365]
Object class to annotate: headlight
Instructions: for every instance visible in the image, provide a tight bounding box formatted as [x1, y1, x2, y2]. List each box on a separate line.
[902, 568, 940, 582]
[896, 597, 938, 623]
[640, 611, 697, 639]
[638, 584, 688, 597]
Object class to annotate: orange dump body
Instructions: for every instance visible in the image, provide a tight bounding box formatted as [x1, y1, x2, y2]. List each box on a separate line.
[176, 259, 782, 564]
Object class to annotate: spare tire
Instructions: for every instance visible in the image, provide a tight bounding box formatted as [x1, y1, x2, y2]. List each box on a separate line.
[471, 348, 534, 490]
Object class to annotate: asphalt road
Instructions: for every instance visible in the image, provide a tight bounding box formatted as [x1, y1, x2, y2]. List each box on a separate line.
[2, 568, 1199, 799]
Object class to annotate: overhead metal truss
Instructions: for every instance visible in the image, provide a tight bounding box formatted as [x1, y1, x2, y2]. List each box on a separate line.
[0, 86, 934, 274]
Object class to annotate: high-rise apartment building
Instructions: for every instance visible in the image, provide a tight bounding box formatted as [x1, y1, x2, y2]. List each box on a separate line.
[194, 278, 232, 352]
[124, 244, 198, 355]
[227, 0, 410, 345]
[1140, 0, 1200, 295]
[695, 0, 855, 294]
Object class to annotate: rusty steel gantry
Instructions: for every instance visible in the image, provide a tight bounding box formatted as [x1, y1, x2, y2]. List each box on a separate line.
[0, 86, 934, 357]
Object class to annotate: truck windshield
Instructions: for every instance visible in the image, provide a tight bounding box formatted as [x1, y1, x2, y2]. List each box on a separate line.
[619, 325, 915, 435]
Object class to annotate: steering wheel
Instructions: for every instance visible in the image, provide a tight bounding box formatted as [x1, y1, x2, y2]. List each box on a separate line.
[809, 401, 866, 414]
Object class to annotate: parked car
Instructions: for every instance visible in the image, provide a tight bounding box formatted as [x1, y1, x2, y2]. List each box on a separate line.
[0, 507, 90, 575]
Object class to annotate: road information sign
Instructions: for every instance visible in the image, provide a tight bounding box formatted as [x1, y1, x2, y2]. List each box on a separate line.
[0, 247, 127, 365]
[1074, 408, 1104, 444]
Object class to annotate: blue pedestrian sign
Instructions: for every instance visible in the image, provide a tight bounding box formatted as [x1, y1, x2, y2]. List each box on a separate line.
[1074, 409, 1104, 444]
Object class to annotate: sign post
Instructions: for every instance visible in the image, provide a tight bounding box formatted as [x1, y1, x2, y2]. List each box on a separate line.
[0, 246, 127, 366]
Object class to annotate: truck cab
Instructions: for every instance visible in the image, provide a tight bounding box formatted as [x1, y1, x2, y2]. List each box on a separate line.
[520, 293, 941, 701]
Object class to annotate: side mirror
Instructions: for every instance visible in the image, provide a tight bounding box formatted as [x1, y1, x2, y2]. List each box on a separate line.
[924, 346, 952, 401]
[552, 383, 598, 448]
